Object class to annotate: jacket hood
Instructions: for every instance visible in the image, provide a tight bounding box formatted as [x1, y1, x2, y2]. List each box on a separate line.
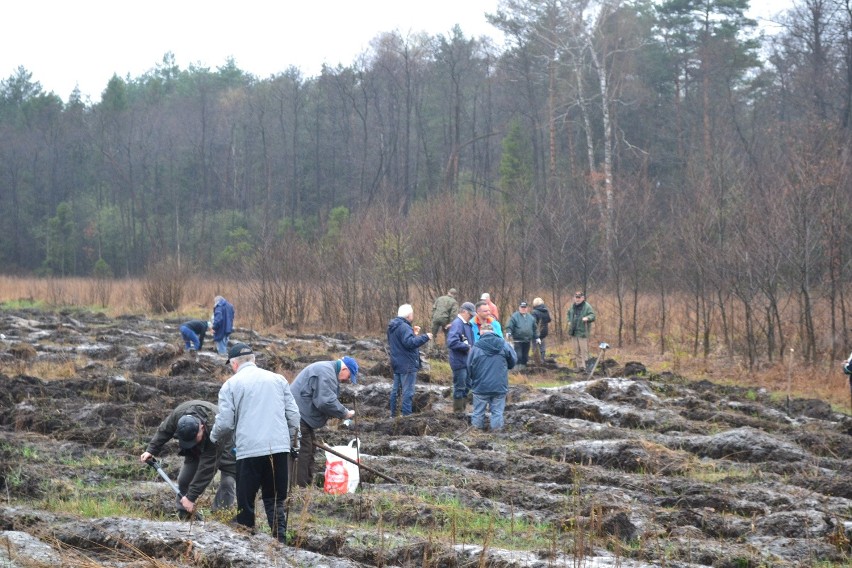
[476, 333, 505, 355]
[388, 316, 411, 333]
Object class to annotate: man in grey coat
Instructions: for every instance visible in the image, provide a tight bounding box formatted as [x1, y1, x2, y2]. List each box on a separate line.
[289, 357, 358, 487]
[210, 343, 300, 542]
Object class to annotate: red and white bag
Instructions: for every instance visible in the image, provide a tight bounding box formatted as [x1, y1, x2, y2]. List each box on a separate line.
[323, 439, 360, 494]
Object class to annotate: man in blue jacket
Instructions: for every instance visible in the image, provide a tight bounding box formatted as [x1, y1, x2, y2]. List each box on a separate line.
[468, 323, 516, 431]
[447, 302, 476, 414]
[211, 296, 235, 356]
[289, 357, 358, 487]
[387, 304, 432, 417]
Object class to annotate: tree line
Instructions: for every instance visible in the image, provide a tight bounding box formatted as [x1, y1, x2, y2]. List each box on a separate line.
[1, 0, 850, 365]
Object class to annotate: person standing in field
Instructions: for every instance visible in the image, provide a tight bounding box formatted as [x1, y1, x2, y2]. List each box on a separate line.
[468, 323, 516, 431]
[387, 304, 432, 417]
[471, 300, 503, 342]
[430, 288, 459, 348]
[505, 301, 538, 371]
[446, 302, 476, 414]
[480, 292, 499, 321]
[210, 343, 300, 543]
[567, 290, 596, 372]
[211, 296, 235, 356]
[531, 297, 552, 360]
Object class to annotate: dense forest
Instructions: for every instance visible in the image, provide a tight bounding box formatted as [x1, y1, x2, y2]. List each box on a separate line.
[1, 0, 850, 364]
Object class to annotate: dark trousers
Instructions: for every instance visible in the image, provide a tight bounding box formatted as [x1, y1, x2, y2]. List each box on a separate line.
[294, 420, 317, 488]
[514, 341, 531, 366]
[235, 453, 289, 540]
[176, 455, 236, 512]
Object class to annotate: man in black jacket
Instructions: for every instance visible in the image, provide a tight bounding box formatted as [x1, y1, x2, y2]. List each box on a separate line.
[140, 400, 235, 519]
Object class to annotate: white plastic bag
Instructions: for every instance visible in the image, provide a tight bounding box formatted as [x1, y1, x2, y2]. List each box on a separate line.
[323, 438, 360, 494]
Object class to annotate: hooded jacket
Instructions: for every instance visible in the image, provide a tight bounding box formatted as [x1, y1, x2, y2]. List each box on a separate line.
[145, 400, 236, 502]
[290, 361, 350, 429]
[468, 333, 517, 395]
[210, 362, 300, 460]
[532, 304, 552, 338]
[387, 316, 430, 374]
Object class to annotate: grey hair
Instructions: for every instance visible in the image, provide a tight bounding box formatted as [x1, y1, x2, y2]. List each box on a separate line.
[232, 353, 255, 366]
[397, 304, 414, 318]
[214, 295, 225, 303]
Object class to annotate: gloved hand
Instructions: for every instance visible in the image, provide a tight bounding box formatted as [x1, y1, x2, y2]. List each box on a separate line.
[536, 338, 542, 345]
[290, 433, 300, 453]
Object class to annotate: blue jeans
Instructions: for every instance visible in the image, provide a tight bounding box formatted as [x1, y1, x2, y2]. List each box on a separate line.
[215, 336, 230, 356]
[390, 372, 416, 416]
[471, 393, 506, 431]
[180, 325, 200, 350]
[452, 367, 470, 399]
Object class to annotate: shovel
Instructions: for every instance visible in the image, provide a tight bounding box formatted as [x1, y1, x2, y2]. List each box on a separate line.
[587, 342, 610, 380]
[145, 458, 183, 498]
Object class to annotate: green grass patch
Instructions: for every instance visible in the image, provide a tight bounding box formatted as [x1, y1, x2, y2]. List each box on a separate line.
[0, 299, 47, 310]
[41, 493, 148, 518]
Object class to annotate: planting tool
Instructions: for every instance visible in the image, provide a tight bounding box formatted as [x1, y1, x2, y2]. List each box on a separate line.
[786, 348, 794, 416]
[587, 342, 609, 380]
[316, 440, 399, 484]
[145, 458, 183, 498]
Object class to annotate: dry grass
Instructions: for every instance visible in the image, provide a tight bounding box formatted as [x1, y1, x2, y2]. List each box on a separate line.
[1, 276, 850, 413]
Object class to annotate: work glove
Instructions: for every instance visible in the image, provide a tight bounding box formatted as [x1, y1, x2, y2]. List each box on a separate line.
[536, 338, 542, 345]
[290, 433, 300, 453]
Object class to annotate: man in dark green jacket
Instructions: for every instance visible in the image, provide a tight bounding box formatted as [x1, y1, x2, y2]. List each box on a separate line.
[505, 301, 538, 371]
[140, 400, 236, 519]
[430, 288, 459, 347]
[567, 291, 596, 372]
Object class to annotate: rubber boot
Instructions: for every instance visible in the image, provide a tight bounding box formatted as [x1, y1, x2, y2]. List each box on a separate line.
[452, 397, 465, 414]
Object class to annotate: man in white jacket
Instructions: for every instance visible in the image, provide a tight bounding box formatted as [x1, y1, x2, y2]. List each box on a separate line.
[210, 343, 300, 542]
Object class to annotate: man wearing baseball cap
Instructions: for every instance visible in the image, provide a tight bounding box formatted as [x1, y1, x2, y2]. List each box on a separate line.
[505, 301, 538, 371]
[139, 400, 236, 520]
[211, 342, 301, 542]
[447, 302, 476, 414]
[289, 356, 359, 487]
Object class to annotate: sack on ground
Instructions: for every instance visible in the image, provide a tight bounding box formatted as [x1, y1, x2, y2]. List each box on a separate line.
[323, 438, 360, 494]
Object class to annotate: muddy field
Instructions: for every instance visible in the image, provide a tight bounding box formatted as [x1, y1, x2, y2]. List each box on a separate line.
[0, 308, 851, 567]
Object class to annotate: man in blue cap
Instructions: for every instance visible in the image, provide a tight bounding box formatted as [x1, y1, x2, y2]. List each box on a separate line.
[288, 356, 358, 487]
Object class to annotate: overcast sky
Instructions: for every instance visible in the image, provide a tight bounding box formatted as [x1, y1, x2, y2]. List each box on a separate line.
[3, 0, 792, 104]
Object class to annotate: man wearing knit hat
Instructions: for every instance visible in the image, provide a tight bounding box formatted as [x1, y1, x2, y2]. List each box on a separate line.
[289, 357, 359, 487]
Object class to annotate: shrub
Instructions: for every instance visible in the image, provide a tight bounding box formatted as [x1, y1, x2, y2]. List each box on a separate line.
[142, 256, 192, 313]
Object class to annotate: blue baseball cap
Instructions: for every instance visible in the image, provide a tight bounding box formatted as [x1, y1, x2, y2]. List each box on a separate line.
[342, 356, 359, 383]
